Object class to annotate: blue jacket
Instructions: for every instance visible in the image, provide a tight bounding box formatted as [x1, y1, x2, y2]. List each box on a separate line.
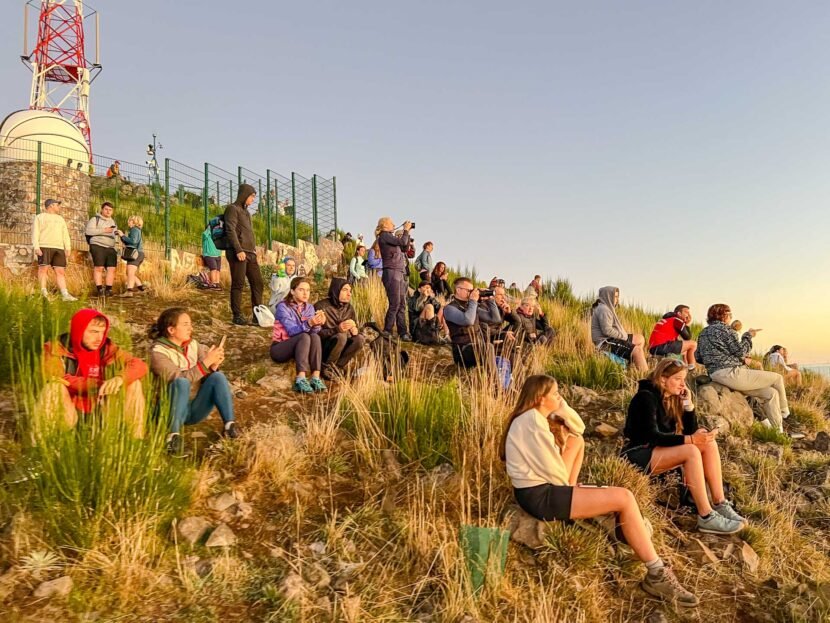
[275, 300, 320, 338]
[121, 226, 143, 251]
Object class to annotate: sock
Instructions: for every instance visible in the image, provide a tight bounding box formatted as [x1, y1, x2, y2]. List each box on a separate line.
[137, 285, 146, 291]
[645, 558, 665, 577]
[41, 288, 48, 296]
[97, 286, 105, 294]
[699, 512, 712, 520]
[166, 432, 178, 442]
[60, 288, 69, 295]
[224, 421, 235, 431]
[105, 287, 113, 295]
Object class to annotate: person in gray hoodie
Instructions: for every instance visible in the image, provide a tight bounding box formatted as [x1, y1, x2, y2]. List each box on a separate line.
[224, 184, 264, 326]
[591, 286, 647, 372]
[85, 202, 121, 297]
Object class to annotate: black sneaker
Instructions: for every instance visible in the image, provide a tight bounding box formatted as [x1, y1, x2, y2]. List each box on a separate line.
[166, 433, 184, 455]
[223, 422, 240, 439]
[400, 334, 413, 342]
[232, 316, 249, 326]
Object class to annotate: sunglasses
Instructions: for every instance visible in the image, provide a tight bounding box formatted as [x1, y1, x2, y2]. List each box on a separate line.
[666, 359, 684, 368]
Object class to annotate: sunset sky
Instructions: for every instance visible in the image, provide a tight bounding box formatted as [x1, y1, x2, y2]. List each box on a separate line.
[1, 1, 828, 360]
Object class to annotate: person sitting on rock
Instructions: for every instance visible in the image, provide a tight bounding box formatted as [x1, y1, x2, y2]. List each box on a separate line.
[314, 278, 366, 378]
[621, 359, 746, 535]
[590, 286, 648, 373]
[648, 305, 697, 369]
[443, 277, 498, 371]
[430, 261, 452, 299]
[149, 307, 238, 455]
[348, 246, 368, 283]
[268, 256, 297, 314]
[407, 281, 444, 345]
[41, 309, 147, 437]
[270, 277, 327, 394]
[764, 345, 802, 387]
[514, 297, 556, 346]
[697, 304, 790, 431]
[503, 374, 698, 608]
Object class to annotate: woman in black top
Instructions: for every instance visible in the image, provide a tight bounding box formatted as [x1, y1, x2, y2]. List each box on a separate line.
[431, 261, 451, 299]
[621, 359, 746, 535]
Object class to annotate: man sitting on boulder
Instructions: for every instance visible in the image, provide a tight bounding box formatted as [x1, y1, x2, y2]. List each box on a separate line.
[41, 309, 147, 437]
[648, 305, 697, 370]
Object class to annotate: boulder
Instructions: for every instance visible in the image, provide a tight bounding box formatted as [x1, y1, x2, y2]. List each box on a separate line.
[814, 431, 830, 453]
[506, 506, 545, 550]
[696, 383, 754, 430]
[176, 516, 212, 546]
[256, 374, 293, 393]
[594, 423, 619, 438]
[33, 575, 73, 599]
[568, 385, 599, 407]
[205, 523, 237, 548]
[207, 492, 238, 513]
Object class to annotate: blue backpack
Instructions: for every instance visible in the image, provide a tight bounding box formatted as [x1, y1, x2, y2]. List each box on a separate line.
[209, 215, 228, 250]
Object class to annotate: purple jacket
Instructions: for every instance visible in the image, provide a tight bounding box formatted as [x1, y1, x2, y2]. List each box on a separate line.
[275, 300, 320, 340]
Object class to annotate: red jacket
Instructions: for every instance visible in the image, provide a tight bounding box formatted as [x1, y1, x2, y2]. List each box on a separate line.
[649, 312, 691, 350]
[43, 309, 147, 413]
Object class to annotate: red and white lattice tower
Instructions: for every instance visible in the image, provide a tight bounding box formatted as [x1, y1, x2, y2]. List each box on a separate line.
[20, 0, 101, 156]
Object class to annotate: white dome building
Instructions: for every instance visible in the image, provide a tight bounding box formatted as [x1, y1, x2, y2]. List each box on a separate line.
[0, 109, 90, 170]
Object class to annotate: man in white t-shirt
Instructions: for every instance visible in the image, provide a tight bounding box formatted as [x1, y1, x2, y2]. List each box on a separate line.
[32, 199, 77, 301]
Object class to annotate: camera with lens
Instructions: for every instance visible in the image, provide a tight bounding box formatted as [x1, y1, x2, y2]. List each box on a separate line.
[409, 221, 416, 229]
[478, 289, 495, 298]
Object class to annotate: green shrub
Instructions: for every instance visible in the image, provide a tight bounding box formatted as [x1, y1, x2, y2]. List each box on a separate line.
[750, 423, 792, 446]
[789, 402, 827, 433]
[547, 355, 627, 391]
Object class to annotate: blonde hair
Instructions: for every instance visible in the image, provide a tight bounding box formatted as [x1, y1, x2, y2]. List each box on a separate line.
[375, 217, 393, 237]
[128, 215, 144, 228]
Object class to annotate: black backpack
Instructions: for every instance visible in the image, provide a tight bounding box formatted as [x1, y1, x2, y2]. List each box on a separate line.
[85, 216, 102, 245]
[364, 322, 409, 380]
[209, 215, 229, 250]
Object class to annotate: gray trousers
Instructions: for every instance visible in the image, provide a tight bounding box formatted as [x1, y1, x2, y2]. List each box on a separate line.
[382, 269, 408, 335]
[711, 366, 790, 431]
[270, 333, 322, 374]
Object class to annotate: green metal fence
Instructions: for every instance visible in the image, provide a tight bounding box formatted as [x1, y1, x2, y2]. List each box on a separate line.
[0, 136, 338, 258]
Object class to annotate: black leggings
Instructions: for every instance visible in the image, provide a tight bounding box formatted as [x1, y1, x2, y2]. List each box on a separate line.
[270, 333, 322, 374]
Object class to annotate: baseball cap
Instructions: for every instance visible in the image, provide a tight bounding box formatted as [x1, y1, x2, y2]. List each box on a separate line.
[44, 199, 61, 208]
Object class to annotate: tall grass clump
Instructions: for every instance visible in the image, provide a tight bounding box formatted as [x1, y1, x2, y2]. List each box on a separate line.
[547, 354, 628, 391]
[351, 276, 388, 326]
[542, 277, 579, 307]
[343, 376, 465, 469]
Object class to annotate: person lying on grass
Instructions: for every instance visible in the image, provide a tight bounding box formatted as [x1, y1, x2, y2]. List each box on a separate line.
[270, 276, 327, 394]
[314, 278, 367, 379]
[41, 309, 147, 437]
[149, 307, 238, 456]
[502, 374, 699, 609]
[621, 358, 746, 535]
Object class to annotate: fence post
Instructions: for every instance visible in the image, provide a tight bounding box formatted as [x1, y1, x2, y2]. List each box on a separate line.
[258, 178, 264, 250]
[114, 173, 119, 209]
[35, 141, 42, 214]
[203, 163, 209, 226]
[266, 170, 272, 250]
[237, 166, 242, 186]
[164, 158, 171, 260]
[216, 181, 220, 207]
[312, 174, 319, 244]
[291, 172, 298, 247]
[332, 176, 337, 237]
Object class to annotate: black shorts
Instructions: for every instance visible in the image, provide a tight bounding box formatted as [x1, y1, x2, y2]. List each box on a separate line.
[600, 336, 634, 361]
[89, 244, 118, 268]
[649, 340, 683, 356]
[38, 248, 66, 268]
[514, 484, 574, 521]
[125, 250, 145, 267]
[620, 444, 654, 473]
[203, 256, 222, 271]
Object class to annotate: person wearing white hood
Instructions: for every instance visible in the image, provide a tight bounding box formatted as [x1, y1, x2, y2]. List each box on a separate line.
[591, 286, 647, 373]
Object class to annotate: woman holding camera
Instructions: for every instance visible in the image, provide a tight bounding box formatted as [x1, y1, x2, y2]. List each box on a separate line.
[503, 374, 699, 608]
[375, 217, 413, 340]
[621, 359, 745, 535]
[270, 276, 327, 394]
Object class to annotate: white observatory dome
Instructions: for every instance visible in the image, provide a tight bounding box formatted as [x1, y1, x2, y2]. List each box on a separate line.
[0, 109, 90, 170]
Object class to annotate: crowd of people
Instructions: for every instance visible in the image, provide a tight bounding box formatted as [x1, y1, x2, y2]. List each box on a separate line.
[33, 206, 808, 610]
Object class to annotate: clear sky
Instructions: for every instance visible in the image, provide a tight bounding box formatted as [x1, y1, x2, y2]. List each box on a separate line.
[2, 1, 829, 360]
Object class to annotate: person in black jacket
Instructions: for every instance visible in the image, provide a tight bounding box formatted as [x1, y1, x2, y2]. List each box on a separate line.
[374, 217, 413, 340]
[314, 278, 366, 378]
[407, 281, 443, 345]
[224, 184, 263, 326]
[621, 359, 746, 535]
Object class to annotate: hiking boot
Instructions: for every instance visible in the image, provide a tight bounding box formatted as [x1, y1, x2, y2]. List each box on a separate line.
[166, 433, 184, 456]
[293, 377, 314, 394]
[697, 510, 743, 535]
[232, 316, 249, 326]
[61, 292, 78, 302]
[309, 377, 328, 393]
[400, 333, 413, 342]
[118, 290, 134, 298]
[223, 422, 240, 439]
[641, 567, 699, 608]
[712, 500, 746, 525]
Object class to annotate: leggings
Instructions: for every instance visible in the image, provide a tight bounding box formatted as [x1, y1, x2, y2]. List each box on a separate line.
[270, 332, 322, 373]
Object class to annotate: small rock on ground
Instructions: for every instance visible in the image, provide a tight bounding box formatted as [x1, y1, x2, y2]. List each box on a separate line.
[205, 523, 237, 548]
[33, 575, 73, 599]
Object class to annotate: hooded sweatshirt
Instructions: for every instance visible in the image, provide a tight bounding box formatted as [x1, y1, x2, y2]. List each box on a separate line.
[223, 184, 257, 255]
[623, 379, 697, 449]
[315, 278, 358, 339]
[649, 311, 692, 350]
[268, 257, 296, 313]
[590, 286, 627, 345]
[42, 309, 147, 412]
[85, 213, 118, 248]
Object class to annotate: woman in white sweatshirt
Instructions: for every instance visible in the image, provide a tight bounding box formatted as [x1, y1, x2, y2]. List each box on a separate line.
[501, 374, 698, 608]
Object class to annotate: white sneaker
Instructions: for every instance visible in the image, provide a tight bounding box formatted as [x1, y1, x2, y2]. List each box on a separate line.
[61, 292, 78, 301]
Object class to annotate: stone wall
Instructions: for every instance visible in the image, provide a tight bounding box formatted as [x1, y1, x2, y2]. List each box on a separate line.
[0, 160, 90, 271]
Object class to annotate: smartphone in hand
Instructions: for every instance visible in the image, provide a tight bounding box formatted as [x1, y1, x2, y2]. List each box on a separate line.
[219, 335, 227, 349]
